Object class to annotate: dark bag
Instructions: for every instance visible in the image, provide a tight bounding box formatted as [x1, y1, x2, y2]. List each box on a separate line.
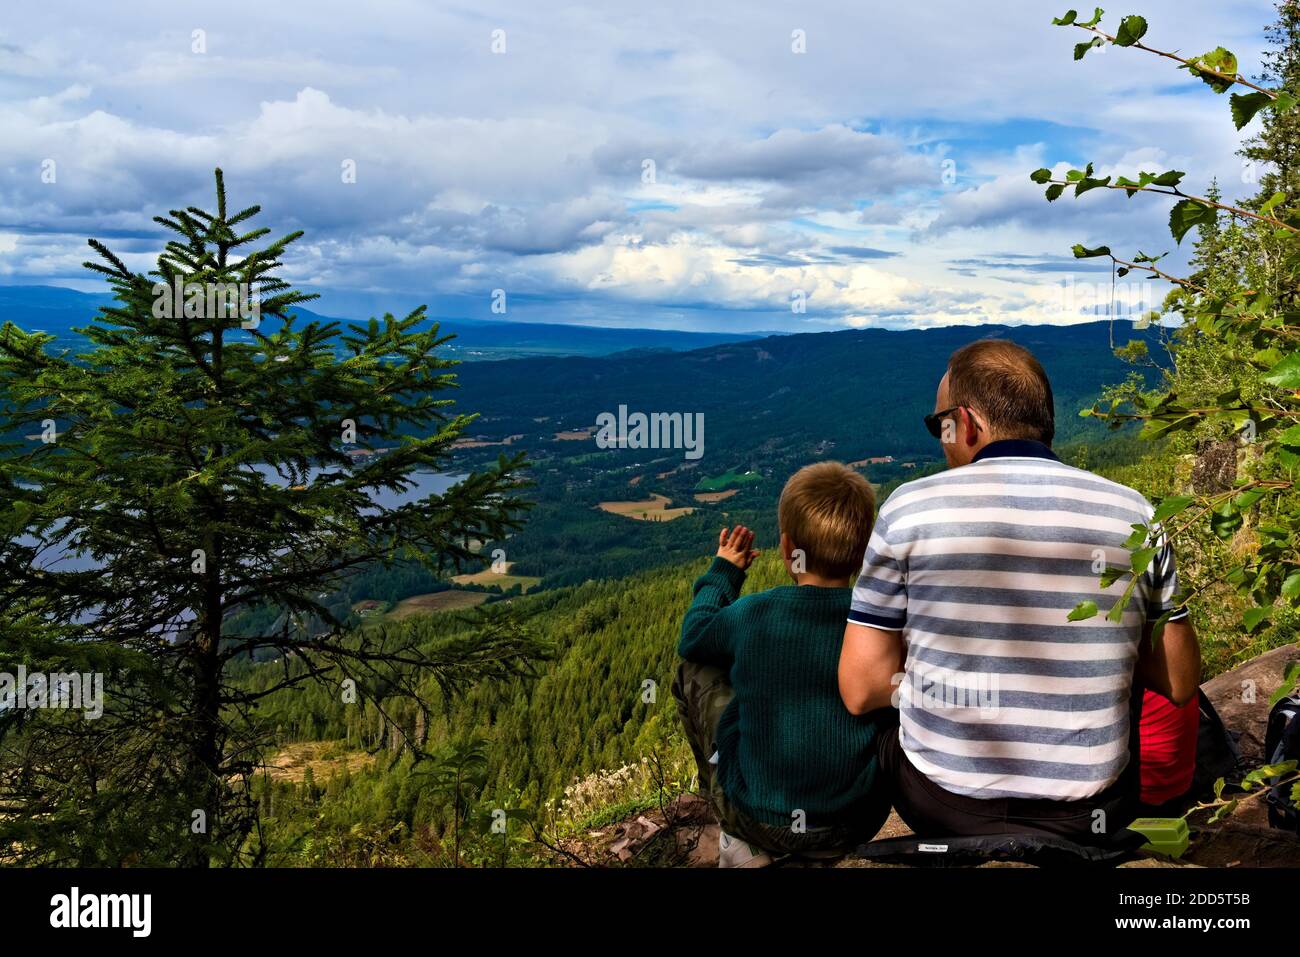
[1264, 694, 1300, 834]
[1188, 688, 1243, 800]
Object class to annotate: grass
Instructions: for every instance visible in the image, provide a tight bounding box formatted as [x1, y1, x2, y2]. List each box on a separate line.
[694, 470, 761, 493]
[567, 794, 666, 833]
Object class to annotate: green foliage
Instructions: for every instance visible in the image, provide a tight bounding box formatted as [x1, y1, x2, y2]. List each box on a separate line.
[414, 738, 489, 866]
[1067, 600, 1099, 621]
[1114, 15, 1147, 47]
[1035, 11, 1300, 638]
[1169, 199, 1218, 243]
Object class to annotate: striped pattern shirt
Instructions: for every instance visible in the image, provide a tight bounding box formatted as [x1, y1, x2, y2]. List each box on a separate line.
[849, 440, 1185, 802]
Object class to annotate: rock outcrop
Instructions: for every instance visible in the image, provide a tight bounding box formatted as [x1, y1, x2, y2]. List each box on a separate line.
[1201, 644, 1300, 764]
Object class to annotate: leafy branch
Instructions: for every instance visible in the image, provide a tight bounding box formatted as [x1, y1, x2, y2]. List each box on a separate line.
[1184, 761, 1299, 826]
[1037, 10, 1300, 640]
[1056, 9, 1283, 102]
[1032, 165, 1299, 236]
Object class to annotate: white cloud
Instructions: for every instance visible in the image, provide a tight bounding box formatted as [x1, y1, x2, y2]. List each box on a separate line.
[0, 0, 1275, 330]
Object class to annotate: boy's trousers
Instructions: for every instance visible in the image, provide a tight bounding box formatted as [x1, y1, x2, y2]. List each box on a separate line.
[671, 660, 889, 856]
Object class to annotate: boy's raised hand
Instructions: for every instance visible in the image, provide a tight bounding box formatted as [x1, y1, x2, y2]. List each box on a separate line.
[716, 525, 760, 571]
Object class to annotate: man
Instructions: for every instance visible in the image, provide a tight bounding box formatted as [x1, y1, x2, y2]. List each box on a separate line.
[838, 339, 1201, 844]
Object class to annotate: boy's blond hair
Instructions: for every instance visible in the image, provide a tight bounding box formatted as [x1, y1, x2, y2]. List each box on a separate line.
[777, 461, 876, 579]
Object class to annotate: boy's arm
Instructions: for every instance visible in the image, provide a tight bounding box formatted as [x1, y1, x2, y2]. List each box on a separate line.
[677, 526, 757, 667]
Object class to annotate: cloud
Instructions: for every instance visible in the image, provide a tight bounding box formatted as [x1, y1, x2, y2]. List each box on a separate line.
[0, 0, 1271, 331]
[949, 253, 1113, 274]
[672, 124, 928, 187]
[827, 246, 900, 260]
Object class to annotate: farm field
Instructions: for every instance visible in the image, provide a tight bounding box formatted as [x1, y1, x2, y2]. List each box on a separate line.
[597, 493, 695, 522]
[694, 470, 761, 493]
[450, 562, 542, 592]
[693, 489, 738, 503]
[385, 590, 491, 620]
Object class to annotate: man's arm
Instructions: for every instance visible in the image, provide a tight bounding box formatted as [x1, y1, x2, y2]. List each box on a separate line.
[842, 506, 907, 715]
[839, 622, 905, 715]
[1136, 616, 1201, 707]
[1136, 521, 1199, 706]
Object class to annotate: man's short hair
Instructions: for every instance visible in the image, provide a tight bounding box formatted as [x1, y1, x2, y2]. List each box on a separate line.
[778, 462, 876, 579]
[947, 339, 1055, 444]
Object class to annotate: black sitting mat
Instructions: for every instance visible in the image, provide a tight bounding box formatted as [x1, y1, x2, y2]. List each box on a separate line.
[853, 830, 1147, 868]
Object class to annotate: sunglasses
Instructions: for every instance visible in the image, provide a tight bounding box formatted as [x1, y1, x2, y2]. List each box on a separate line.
[924, 406, 979, 440]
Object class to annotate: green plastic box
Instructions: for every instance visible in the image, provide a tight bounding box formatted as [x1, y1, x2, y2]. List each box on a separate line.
[1126, 817, 1190, 859]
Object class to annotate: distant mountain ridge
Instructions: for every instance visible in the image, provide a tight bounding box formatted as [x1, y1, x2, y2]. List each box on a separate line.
[1, 284, 1166, 467]
[0, 285, 761, 359]
[446, 318, 1170, 466]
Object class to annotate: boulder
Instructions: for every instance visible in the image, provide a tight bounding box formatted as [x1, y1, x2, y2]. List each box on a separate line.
[1201, 643, 1300, 764]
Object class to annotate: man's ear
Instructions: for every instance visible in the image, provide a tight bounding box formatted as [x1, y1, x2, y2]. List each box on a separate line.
[779, 531, 793, 563]
[962, 406, 981, 446]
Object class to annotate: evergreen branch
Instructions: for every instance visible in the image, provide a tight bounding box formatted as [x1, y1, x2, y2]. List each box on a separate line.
[84, 238, 132, 277]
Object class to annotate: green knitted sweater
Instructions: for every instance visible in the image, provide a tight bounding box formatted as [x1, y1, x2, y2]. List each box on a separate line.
[678, 557, 891, 828]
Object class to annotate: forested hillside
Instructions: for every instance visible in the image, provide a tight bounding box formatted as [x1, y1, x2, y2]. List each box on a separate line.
[438, 319, 1170, 589]
[235, 553, 775, 862]
[447, 319, 1167, 468]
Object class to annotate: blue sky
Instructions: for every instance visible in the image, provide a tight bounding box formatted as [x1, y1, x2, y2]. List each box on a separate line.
[0, 0, 1277, 332]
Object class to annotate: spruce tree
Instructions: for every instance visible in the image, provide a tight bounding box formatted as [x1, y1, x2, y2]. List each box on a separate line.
[0, 169, 540, 866]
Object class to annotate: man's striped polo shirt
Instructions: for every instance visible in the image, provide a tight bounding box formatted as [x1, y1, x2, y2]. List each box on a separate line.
[849, 439, 1185, 802]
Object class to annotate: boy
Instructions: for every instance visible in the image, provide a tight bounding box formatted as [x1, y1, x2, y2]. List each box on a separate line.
[672, 462, 895, 867]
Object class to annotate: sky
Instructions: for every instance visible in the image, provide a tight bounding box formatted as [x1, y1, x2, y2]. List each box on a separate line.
[0, 0, 1278, 332]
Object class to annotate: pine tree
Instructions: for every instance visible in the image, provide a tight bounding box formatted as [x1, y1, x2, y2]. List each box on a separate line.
[1182, 181, 1242, 296]
[0, 169, 543, 866]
